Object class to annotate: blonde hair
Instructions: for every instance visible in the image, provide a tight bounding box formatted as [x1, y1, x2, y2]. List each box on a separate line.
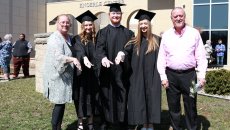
[126, 20, 158, 55]
[4, 34, 12, 41]
[79, 21, 96, 45]
[56, 14, 72, 25]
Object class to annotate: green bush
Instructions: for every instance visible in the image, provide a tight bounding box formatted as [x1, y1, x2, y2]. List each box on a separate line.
[205, 69, 230, 95]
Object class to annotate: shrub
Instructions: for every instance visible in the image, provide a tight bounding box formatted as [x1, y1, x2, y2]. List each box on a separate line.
[205, 69, 230, 95]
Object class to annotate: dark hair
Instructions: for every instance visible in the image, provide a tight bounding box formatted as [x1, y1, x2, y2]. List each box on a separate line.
[20, 33, 25, 37]
[0, 37, 2, 42]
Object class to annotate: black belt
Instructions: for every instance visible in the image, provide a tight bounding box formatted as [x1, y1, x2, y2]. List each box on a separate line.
[14, 56, 29, 58]
[166, 67, 195, 74]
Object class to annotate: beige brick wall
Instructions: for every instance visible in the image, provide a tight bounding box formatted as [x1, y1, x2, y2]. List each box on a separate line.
[46, 0, 193, 37]
[0, 0, 46, 57]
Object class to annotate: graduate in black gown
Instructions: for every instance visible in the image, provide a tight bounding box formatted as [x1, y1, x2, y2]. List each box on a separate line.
[72, 10, 98, 130]
[115, 9, 161, 130]
[95, 3, 134, 130]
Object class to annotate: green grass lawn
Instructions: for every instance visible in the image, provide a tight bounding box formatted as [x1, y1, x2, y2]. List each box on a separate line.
[0, 78, 230, 130]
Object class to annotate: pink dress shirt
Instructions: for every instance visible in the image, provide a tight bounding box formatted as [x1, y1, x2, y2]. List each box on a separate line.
[157, 25, 207, 80]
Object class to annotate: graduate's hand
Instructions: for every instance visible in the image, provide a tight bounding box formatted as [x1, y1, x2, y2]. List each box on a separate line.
[115, 51, 125, 65]
[73, 58, 82, 71]
[161, 80, 169, 89]
[102, 57, 113, 68]
[83, 56, 94, 68]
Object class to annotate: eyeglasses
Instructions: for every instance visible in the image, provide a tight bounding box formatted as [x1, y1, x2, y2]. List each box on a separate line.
[110, 12, 122, 15]
[58, 21, 71, 25]
[172, 15, 184, 19]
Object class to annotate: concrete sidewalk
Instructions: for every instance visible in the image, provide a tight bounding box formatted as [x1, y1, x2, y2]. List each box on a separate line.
[0, 58, 35, 80]
[0, 67, 35, 81]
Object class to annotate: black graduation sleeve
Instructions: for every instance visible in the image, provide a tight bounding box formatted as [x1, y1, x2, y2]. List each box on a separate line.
[95, 29, 107, 61]
[123, 43, 134, 57]
[72, 35, 85, 62]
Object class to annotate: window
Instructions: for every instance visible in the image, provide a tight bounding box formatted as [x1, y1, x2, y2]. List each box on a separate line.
[194, 1, 228, 65]
[200, 31, 210, 44]
[212, 0, 228, 3]
[194, 0, 210, 4]
[194, 5, 210, 29]
[211, 4, 228, 29]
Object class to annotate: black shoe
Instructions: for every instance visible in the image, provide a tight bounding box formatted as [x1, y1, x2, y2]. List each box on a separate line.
[23, 75, 30, 78]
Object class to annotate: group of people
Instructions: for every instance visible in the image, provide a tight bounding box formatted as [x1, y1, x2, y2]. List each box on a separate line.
[204, 39, 226, 65]
[0, 33, 32, 82]
[43, 3, 207, 130]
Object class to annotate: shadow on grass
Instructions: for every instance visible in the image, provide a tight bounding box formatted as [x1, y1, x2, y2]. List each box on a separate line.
[65, 111, 210, 130]
[155, 110, 171, 130]
[197, 115, 211, 130]
[155, 110, 210, 130]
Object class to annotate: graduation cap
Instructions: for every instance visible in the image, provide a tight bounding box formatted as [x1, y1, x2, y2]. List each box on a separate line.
[104, 3, 126, 12]
[134, 9, 156, 21]
[75, 10, 98, 23]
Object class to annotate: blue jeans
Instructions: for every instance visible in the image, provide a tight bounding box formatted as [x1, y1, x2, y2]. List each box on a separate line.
[216, 56, 224, 65]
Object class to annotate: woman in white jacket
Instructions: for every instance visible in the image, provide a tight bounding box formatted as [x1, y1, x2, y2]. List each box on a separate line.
[43, 14, 81, 130]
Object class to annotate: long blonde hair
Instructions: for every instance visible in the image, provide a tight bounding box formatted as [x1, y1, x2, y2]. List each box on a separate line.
[126, 20, 158, 55]
[79, 21, 96, 45]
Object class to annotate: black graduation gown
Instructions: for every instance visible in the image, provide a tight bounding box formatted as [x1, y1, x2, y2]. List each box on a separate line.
[72, 35, 99, 117]
[124, 36, 161, 125]
[95, 24, 134, 123]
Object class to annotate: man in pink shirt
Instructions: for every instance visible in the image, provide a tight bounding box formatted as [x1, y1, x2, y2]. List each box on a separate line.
[157, 7, 207, 130]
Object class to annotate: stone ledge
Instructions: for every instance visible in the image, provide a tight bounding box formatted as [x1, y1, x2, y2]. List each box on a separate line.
[198, 89, 230, 100]
[34, 37, 49, 44]
[34, 32, 52, 38]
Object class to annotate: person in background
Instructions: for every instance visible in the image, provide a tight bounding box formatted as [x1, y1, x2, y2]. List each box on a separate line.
[95, 3, 134, 130]
[215, 39, 226, 65]
[0, 34, 13, 81]
[43, 14, 81, 130]
[204, 40, 213, 64]
[72, 10, 98, 130]
[115, 9, 161, 130]
[0, 37, 2, 75]
[12, 33, 32, 78]
[157, 7, 207, 130]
